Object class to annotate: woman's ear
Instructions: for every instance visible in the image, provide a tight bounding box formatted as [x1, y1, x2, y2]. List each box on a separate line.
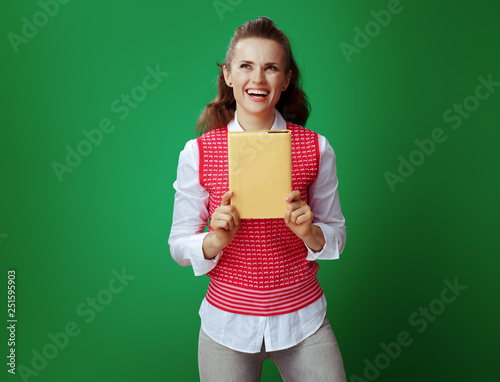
[282, 70, 292, 91]
[223, 64, 232, 87]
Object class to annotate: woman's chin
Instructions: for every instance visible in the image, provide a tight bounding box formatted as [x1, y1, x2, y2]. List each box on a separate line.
[239, 102, 275, 116]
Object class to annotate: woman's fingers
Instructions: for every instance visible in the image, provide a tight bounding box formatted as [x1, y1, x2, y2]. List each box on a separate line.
[212, 209, 239, 230]
[284, 190, 301, 223]
[221, 191, 240, 226]
[212, 213, 234, 230]
[285, 190, 313, 225]
[284, 190, 301, 203]
[211, 191, 240, 231]
[287, 204, 313, 225]
[221, 191, 233, 206]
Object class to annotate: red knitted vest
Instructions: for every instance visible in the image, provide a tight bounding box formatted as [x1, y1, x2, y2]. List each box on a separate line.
[197, 122, 323, 316]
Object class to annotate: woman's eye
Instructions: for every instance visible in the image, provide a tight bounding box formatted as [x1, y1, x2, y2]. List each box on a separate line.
[266, 66, 278, 71]
[240, 64, 251, 69]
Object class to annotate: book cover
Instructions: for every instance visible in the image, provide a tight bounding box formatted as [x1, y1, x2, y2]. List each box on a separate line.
[228, 130, 292, 219]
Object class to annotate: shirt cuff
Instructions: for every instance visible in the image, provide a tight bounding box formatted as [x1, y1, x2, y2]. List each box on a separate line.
[189, 232, 221, 276]
[305, 223, 341, 261]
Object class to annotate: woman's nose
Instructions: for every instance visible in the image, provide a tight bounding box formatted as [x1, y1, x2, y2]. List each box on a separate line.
[251, 68, 265, 83]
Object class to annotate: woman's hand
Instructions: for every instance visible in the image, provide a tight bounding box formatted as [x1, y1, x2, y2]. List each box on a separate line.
[284, 190, 325, 253]
[202, 191, 241, 259]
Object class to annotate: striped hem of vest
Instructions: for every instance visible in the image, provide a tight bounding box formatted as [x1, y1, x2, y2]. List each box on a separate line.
[205, 276, 324, 316]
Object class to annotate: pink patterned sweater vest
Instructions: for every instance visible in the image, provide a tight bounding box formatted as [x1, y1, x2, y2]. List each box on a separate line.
[197, 122, 323, 316]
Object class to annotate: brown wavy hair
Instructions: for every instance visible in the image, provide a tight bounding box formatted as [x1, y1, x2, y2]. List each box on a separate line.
[196, 16, 310, 135]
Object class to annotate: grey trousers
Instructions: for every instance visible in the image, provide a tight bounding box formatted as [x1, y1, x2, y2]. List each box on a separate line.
[198, 316, 347, 382]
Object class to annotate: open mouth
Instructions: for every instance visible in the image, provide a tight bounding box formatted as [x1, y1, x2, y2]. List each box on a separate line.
[246, 89, 270, 100]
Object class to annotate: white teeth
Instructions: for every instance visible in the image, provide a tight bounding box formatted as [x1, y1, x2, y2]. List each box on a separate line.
[246, 89, 269, 96]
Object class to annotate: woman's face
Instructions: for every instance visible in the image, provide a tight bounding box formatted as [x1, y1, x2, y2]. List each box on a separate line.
[224, 38, 291, 121]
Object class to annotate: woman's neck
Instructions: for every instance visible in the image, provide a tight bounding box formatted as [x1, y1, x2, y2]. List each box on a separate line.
[236, 108, 275, 131]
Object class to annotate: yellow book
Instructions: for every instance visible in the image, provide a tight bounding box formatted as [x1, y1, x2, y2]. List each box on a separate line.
[228, 130, 292, 219]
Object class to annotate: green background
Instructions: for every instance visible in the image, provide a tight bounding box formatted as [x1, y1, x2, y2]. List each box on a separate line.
[1, 0, 498, 381]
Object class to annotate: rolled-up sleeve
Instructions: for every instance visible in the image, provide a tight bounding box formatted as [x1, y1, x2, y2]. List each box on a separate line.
[306, 135, 346, 261]
[168, 139, 221, 276]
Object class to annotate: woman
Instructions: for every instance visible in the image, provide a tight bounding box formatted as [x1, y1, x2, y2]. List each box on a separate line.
[169, 16, 347, 382]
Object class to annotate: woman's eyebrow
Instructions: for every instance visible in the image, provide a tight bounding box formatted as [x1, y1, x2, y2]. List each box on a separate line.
[238, 60, 280, 66]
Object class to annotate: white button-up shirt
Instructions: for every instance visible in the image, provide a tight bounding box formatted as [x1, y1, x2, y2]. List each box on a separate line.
[169, 110, 346, 353]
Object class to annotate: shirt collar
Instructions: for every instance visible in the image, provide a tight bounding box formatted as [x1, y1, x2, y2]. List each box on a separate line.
[227, 109, 286, 132]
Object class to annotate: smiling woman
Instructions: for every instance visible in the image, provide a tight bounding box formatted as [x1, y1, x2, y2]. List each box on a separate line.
[169, 16, 347, 382]
[222, 38, 291, 131]
[196, 16, 309, 135]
